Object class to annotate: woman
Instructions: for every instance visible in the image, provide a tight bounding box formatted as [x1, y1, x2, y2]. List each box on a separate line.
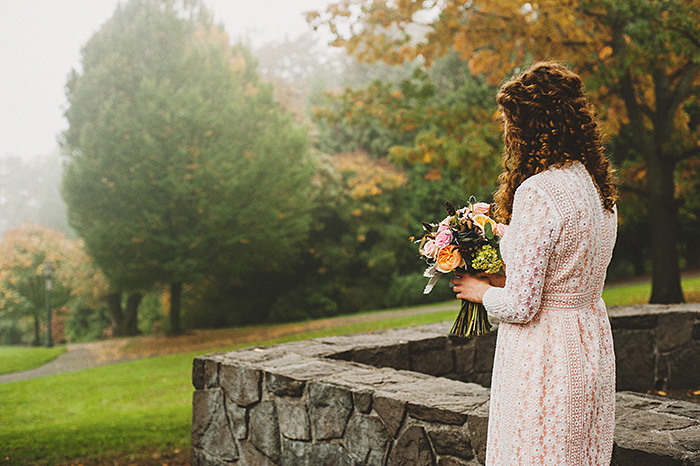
[451, 62, 618, 465]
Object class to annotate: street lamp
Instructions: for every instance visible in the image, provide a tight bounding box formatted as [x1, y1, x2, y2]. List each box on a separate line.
[43, 263, 53, 348]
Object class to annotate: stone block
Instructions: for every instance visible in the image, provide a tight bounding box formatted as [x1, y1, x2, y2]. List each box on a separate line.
[204, 359, 219, 388]
[453, 341, 476, 375]
[411, 348, 454, 376]
[345, 413, 391, 465]
[354, 389, 373, 414]
[192, 357, 205, 390]
[657, 313, 695, 352]
[190, 446, 232, 466]
[426, 424, 473, 460]
[373, 394, 406, 438]
[224, 399, 247, 440]
[409, 335, 448, 353]
[614, 329, 656, 391]
[388, 425, 436, 466]
[665, 344, 700, 389]
[408, 403, 467, 426]
[352, 344, 410, 370]
[219, 364, 261, 407]
[466, 401, 489, 465]
[191, 389, 238, 461]
[277, 397, 311, 441]
[281, 437, 356, 466]
[610, 314, 659, 330]
[238, 440, 276, 466]
[473, 332, 497, 374]
[249, 401, 280, 463]
[308, 381, 353, 440]
[437, 457, 480, 466]
[265, 372, 305, 397]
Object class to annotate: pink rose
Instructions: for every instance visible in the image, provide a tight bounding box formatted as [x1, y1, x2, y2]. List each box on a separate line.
[472, 202, 490, 214]
[435, 229, 453, 248]
[495, 223, 508, 237]
[420, 239, 437, 258]
[438, 221, 450, 232]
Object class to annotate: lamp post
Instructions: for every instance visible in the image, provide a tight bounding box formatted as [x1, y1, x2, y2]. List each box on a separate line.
[43, 263, 53, 348]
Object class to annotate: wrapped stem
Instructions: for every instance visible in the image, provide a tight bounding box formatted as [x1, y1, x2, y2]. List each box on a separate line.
[449, 299, 492, 338]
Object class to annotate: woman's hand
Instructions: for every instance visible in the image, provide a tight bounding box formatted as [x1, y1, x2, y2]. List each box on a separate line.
[476, 272, 506, 288]
[451, 273, 492, 303]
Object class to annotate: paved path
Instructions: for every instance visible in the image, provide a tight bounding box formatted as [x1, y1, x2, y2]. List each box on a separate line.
[0, 338, 140, 383]
[0, 302, 457, 384]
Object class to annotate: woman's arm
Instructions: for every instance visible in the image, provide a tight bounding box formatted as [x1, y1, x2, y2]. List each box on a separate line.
[473, 180, 561, 324]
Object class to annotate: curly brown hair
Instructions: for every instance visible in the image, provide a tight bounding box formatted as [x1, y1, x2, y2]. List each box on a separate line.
[493, 61, 618, 222]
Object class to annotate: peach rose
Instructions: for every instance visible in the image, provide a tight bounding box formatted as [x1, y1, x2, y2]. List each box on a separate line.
[420, 239, 437, 258]
[472, 202, 490, 214]
[434, 229, 453, 248]
[436, 245, 463, 273]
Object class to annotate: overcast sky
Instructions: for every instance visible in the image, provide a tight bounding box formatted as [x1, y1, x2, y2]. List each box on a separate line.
[0, 0, 332, 160]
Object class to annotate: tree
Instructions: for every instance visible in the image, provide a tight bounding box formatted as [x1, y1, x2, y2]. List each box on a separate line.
[0, 226, 74, 345]
[62, 0, 315, 334]
[309, 0, 700, 303]
[312, 52, 503, 186]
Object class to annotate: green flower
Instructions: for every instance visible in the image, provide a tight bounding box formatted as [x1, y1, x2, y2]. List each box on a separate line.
[471, 245, 503, 274]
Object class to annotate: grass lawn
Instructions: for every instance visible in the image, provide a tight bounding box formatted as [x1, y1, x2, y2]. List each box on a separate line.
[0, 346, 67, 375]
[1, 276, 698, 465]
[602, 276, 700, 306]
[0, 309, 456, 466]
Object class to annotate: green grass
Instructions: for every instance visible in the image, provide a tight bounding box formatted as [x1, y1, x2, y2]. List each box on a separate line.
[602, 276, 700, 306]
[1, 276, 698, 465]
[0, 346, 67, 375]
[0, 309, 456, 466]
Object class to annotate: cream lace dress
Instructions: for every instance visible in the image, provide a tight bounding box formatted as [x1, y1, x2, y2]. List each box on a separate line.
[482, 161, 617, 466]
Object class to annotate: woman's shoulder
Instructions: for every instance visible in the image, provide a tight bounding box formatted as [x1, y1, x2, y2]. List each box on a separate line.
[513, 162, 586, 216]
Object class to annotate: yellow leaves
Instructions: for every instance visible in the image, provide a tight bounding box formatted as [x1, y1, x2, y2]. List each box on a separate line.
[333, 151, 408, 199]
[244, 82, 258, 98]
[598, 46, 613, 60]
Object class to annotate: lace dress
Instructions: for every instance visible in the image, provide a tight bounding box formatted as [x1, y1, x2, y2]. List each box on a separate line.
[482, 161, 617, 466]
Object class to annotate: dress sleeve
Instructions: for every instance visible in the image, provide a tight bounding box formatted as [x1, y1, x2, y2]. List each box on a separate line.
[482, 179, 561, 324]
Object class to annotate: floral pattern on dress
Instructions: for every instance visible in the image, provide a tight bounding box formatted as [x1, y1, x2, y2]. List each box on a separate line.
[482, 161, 617, 466]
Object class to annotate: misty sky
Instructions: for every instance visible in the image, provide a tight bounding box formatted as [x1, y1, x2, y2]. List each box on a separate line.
[0, 0, 332, 160]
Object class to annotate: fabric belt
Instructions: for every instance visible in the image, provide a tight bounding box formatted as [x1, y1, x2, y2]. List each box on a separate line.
[540, 290, 600, 310]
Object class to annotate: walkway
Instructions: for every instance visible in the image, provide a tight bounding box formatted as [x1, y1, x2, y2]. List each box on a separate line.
[0, 302, 457, 384]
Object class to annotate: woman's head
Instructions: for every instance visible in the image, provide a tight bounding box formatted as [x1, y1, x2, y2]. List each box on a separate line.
[493, 61, 617, 221]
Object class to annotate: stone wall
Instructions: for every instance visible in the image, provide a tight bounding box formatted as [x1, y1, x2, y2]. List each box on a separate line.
[191, 304, 700, 465]
[609, 304, 700, 391]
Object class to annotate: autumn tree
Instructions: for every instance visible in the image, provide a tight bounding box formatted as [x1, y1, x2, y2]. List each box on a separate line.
[0, 226, 74, 345]
[313, 52, 503, 187]
[63, 0, 315, 334]
[309, 0, 700, 303]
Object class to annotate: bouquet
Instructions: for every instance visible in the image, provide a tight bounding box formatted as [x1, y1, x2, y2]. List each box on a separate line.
[415, 196, 507, 338]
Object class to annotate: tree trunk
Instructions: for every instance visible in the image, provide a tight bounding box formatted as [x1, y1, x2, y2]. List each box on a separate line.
[124, 292, 143, 336]
[169, 282, 183, 336]
[33, 309, 41, 346]
[106, 292, 142, 336]
[106, 293, 126, 336]
[647, 156, 685, 303]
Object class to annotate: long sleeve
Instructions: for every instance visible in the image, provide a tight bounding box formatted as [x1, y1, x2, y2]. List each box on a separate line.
[482, 179, 562, 323]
